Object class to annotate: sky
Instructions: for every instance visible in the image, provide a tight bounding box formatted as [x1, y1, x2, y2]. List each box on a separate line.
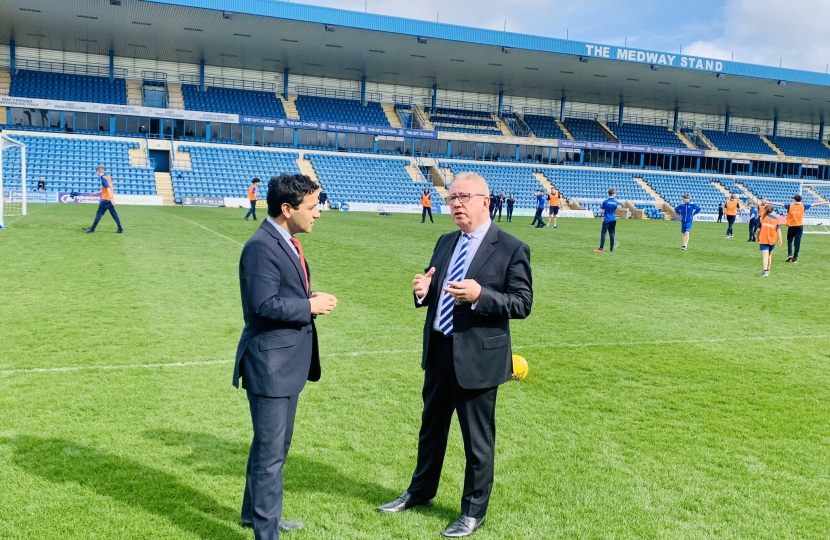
[288, 0, 830, 74]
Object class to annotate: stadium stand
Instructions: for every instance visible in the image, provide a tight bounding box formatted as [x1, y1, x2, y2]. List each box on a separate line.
[439, 161, 545, 209]
[523, 114, 567, 139]
[295, 96, 389, 126]
[173, 146, 299, 202]
[738, 179, 830, 217]
[425, 107, 501, 136]
[540, 167, 654, 216]
[606, 122, 687, 148]
[181, 85, 287, 118]
[9, 70, 127, 105]
[769, 135, 830, 159]
[1, 144, 22, 190]
[6, 135, 156, 195]
[562, 118, 609, 142]
[309, 154, 441, 206]
[640, 173, 732, 213]
[702, 130, 776, 155]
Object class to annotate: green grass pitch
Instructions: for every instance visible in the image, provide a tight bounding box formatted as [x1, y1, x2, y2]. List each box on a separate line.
[1, 204, 830, 539]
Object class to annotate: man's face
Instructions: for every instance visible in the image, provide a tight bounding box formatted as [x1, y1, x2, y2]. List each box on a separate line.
[284, 191, 321, 234]
[449, 179, 489, 232]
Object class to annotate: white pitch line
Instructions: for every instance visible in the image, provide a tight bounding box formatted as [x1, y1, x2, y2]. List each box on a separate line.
[171, 214, 244, 247]
[3, 334, 829, 376]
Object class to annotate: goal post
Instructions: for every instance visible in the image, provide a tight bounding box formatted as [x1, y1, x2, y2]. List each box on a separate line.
[0, 133, 27, 230]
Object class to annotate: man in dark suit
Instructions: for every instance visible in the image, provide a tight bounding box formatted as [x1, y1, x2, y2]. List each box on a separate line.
[234, 173, 338, 540]
[377, 172, 533, 537]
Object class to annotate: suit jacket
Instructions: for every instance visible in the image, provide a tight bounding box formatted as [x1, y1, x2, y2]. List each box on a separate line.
[233, 222, 320, 397]
[417, 222, 532, 389]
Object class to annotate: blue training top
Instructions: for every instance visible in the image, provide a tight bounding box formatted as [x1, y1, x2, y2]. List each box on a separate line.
[749, 206, 759, 219]
[674, 202, 701, 224]
[536, 193, 547, 210]
[600, 197, 621, 222]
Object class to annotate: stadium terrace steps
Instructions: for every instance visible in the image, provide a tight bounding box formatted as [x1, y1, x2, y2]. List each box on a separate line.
[496, 116, 514, 137]
[280, 96, 300, 119]
[297, 155, 321, 186]
[696, 131, 718, 150]
[381, 103, 403, 128]
[597, 121, 620, 142]
[633, 176, 675, 219]
[760, 134, 784, 156]
[405, 163, 424, 182]
[732, 181, 761, 209]
[174, 150, 192, 169]
[804, 185, 829, 203]
[411, 105, 435, 130]
[0, 67, 10, 96]
[167, 83, 184, 110]
[126, 79, 143, 106]
[154, 172, 175, 206]
[128, 142, 148, 167]
[556, 120, 574, 140]
[675, 130, 698, 149]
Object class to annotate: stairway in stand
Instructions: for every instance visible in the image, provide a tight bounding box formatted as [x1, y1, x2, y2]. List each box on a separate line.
[154, 172, 175, 206]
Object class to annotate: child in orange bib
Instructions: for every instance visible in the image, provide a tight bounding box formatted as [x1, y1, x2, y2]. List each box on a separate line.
[757, 204, 782, 277]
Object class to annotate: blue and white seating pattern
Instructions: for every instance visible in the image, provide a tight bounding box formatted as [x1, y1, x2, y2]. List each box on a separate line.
[181, 85, 287, 118]
[563, 118, 609, 142]
[309, 154, 441, 206]
[173, 146, 300, 201]
[540, 167, 653, 207]
[739, 179, 830, 217]
[769, 136, 830, 159]
[439, 162, 544, 208]
[6, 135, 155, 195]
[296, 96, 389, 126]
[641, 173, 731, 213]
[523, 114, 566, 139]
[425, 107, 501, 136]
[10, 70, 127, 105]
[607, 122, 686, 148]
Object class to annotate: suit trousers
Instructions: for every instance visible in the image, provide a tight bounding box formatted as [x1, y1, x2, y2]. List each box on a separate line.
[90, 200, 122, 231]
[408, 332, 498, 518]
[242, 392, 298, 540]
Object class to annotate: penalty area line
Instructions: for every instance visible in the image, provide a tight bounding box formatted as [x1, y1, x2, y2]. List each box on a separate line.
[170, 214, 244, 247]
[4, 334, 829, 376]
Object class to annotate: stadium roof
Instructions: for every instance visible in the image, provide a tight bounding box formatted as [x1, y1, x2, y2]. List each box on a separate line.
[3, 0, 830, 125]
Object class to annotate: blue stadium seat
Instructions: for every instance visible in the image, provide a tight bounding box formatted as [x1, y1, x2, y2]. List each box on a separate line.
[181, 85, 287, 118]
[769, 135, 830, 159]
[9, 70, 127, 105]
[607, 122, 686, 148]
[523, 114, 566, 139]
[425, 107, 500, 136]
[295, 95, 389, 127]
[703, 130, 776, 155]
[562, 118, 609, 142]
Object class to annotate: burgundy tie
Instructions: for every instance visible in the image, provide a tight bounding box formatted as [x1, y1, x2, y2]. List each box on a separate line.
[289, 237, 310, 293]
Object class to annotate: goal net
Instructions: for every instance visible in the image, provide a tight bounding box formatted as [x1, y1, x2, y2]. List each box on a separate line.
[800, 181, 830, 234]
[0, 133, 26, 230]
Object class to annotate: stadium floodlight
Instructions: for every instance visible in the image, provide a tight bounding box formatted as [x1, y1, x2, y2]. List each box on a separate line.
[418, 36, 428, 44]
[578, 56, 589, 63]
[223, 11, 233, 19]
[325, 24, 336, 32]
[0, 134, 27, 230]
[777, 80, 787, 86]
[501, 46, 511, 54]
[650, 65, 659, 71]
[109, 0, 121, 5]
[716, 72, 725, 79]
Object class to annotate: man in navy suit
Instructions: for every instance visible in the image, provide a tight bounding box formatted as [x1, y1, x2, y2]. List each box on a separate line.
[377, 172, 533, 537]
[234, 173, 338, 540]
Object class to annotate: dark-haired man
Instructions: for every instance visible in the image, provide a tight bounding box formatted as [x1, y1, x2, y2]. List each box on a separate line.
[234, 174, 338, 540]
[244, 177, 261, 221]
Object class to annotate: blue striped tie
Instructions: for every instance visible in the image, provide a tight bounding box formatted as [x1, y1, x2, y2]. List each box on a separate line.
[436, 233, 472, 336]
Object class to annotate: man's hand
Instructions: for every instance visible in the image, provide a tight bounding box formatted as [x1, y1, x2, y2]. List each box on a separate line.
[310, 292, 338, 315]
[413, 267, 436, 297]
[443, 279, 482, 304]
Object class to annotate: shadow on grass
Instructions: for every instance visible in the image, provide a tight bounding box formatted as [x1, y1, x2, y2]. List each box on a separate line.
[143, 429, 458, 521]
[3, 435, 247, 540]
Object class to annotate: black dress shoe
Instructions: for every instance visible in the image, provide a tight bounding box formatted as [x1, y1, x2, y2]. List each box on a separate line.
[376, 492, 433, 513]
[442, 514, 486, 538]
[240, 519, 303, 532]
[82, 228, 94, 233]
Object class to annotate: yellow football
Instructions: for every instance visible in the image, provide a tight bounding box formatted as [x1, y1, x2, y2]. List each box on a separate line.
[511, 354, 529, 381]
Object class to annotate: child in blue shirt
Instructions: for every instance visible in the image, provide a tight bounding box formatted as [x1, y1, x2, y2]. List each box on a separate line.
[674, 193, 701, 250]
[594, 188, 622, 252]
[747, 202, 759, 242]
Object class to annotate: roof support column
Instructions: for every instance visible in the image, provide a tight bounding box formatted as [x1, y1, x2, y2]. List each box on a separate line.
[724, 112, 731, 134]
[497, 90, 504, 116]
[819, 120, 825, 142]
[199, 60, 205, 92]
[773, 116, 779, 139]
[283, 68, 290, 100]
[109, 50, 115, 83]
[432, 84, 438, 111]
[9, 39, 15, 75]
[618, 101, 624, 126]
[361, 76, 366, 107]
[560, 96, 566, 120]
[673, 107, 679, 132]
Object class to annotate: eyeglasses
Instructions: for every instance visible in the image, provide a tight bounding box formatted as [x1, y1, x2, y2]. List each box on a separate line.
[444, 193, 487, 204]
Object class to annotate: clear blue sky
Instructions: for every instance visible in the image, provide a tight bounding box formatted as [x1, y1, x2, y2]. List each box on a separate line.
[291, 0, 830, 73]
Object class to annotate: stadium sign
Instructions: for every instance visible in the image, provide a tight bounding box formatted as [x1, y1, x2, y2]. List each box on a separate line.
[10, 191, 50, 203]
[339, 202, 440, 214]
[182, 196, 224, 207]
[239, 116, 438, 139]
[57, 192, 101, 204]
[558, 139, 705, 157]
[584, 45, 725, 72]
